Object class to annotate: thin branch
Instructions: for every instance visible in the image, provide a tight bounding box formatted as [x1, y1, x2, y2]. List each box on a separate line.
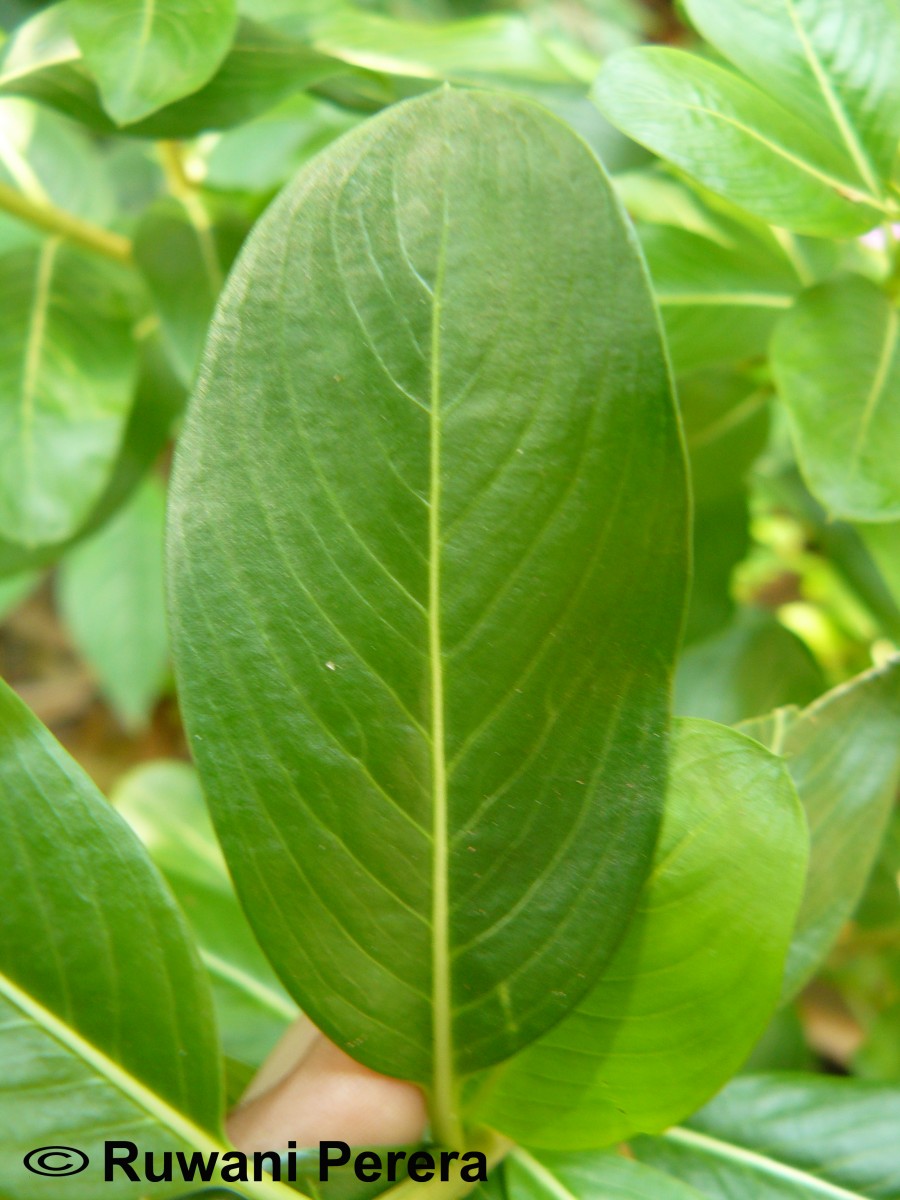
[0, 180, 133, 265]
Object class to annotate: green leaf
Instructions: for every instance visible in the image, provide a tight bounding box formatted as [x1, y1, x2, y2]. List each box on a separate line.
[0, 8, 338, 138]
[0, 331, 184, 578]
[113, 760, 298, 1067]
[675, 607, 825, 725]
[0, 96, 115, 230]
[58, 476, 168, 731]
[684, 0, 900, 190]
[679, 371, 770, 643]
[858, 520, 900, 611]
[740, 660, 900, 1001]
[505, 1148, 705, 1200]
[772, 276, 900, 522]
[0, 679, 224, 1198]
[636, 1074, 900, 1199]
[593, 48, 886, 237]
[202, 93, 359, 194]
[0, 241, 138, 548]
[469, 719, 807, 1150]
[70, 0, 238, 125]
[168, 86, 689, 1112]
[134, 198, 246, 386]
[287, 8, 586, 90]
[641, 223, 799, 373]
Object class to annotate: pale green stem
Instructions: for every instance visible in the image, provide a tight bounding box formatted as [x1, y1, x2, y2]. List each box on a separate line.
[0, 179, 133, 264]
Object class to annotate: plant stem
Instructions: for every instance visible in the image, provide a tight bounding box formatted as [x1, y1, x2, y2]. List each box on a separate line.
[385, 1129, 514, 1200]
[0, 179, 133, 265]
[157, 139, 224, 291]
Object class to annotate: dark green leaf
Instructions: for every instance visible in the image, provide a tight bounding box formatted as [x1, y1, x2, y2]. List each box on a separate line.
[636, 1074, 900, 1199]
[469, 720, 806, 1149]
[168, 86, 689, 1110]
[70, 0, 238, 124]
[772, 276, 900, 522]
[0, 679, 224, 1198]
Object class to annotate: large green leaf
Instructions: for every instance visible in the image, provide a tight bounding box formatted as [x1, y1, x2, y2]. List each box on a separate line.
[168, 85, 689, 1116]
[505, 1148, 705, 1200]
[0, 241, 138, 548]
[469, 719, 806, 1149]
[58, 475, 169, 731]
[0, 7, 338, 137]
[684, 0, 900, 190]
[70, 0, 237, 124]
[113, 759, 298, 1068]
[593, 48, 887, 236]
[0, 679, 224, 1198]
[740, 660, 900, 1000]
[772, 276, 900, 522]
[0, 569, 39, 620]
[636, 1074, 900, 1199]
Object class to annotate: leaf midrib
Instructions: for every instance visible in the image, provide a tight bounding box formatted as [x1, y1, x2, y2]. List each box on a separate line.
[428, 162, 454, 1140]
[664, 1126, 867, 1199]
[0, 967, 304, 1199]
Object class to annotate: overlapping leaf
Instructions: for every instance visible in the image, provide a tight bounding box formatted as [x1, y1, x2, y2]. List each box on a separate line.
[70, 0, 238, 125]
[593, 48, 888, 236]
[168, 86, 689, 1110]
[0, 241, 137, 548]
[469, 720, 807, 1149]
[0, 680, 224, 1199]
[741, 660, 900, 1000]
[772, 276, 900, 522]
[636, 1074, 900, 1199]
[113, 759, 298, 1067]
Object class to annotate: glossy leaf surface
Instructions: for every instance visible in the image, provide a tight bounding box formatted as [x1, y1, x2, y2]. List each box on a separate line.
[0, 680, 223, 1198]
[685, 0, 900, 190]
[772, 276, 900, 522]
[740, 660, 900, 1000]
[0, 241, 137, 548]
[58, 476, 169, 731]
[470, 719, 807, 1149]
[70, 0, 238, 124]
[169, 87, 689, 1093]
[636, 1074, 900, 1199]
[113, 759, 298, 1067]
[593, 48, 885, 236]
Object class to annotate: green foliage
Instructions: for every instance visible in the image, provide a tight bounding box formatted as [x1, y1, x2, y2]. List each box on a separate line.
[168, 86, 689, 1103]
[0, 0, 899, 1196]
